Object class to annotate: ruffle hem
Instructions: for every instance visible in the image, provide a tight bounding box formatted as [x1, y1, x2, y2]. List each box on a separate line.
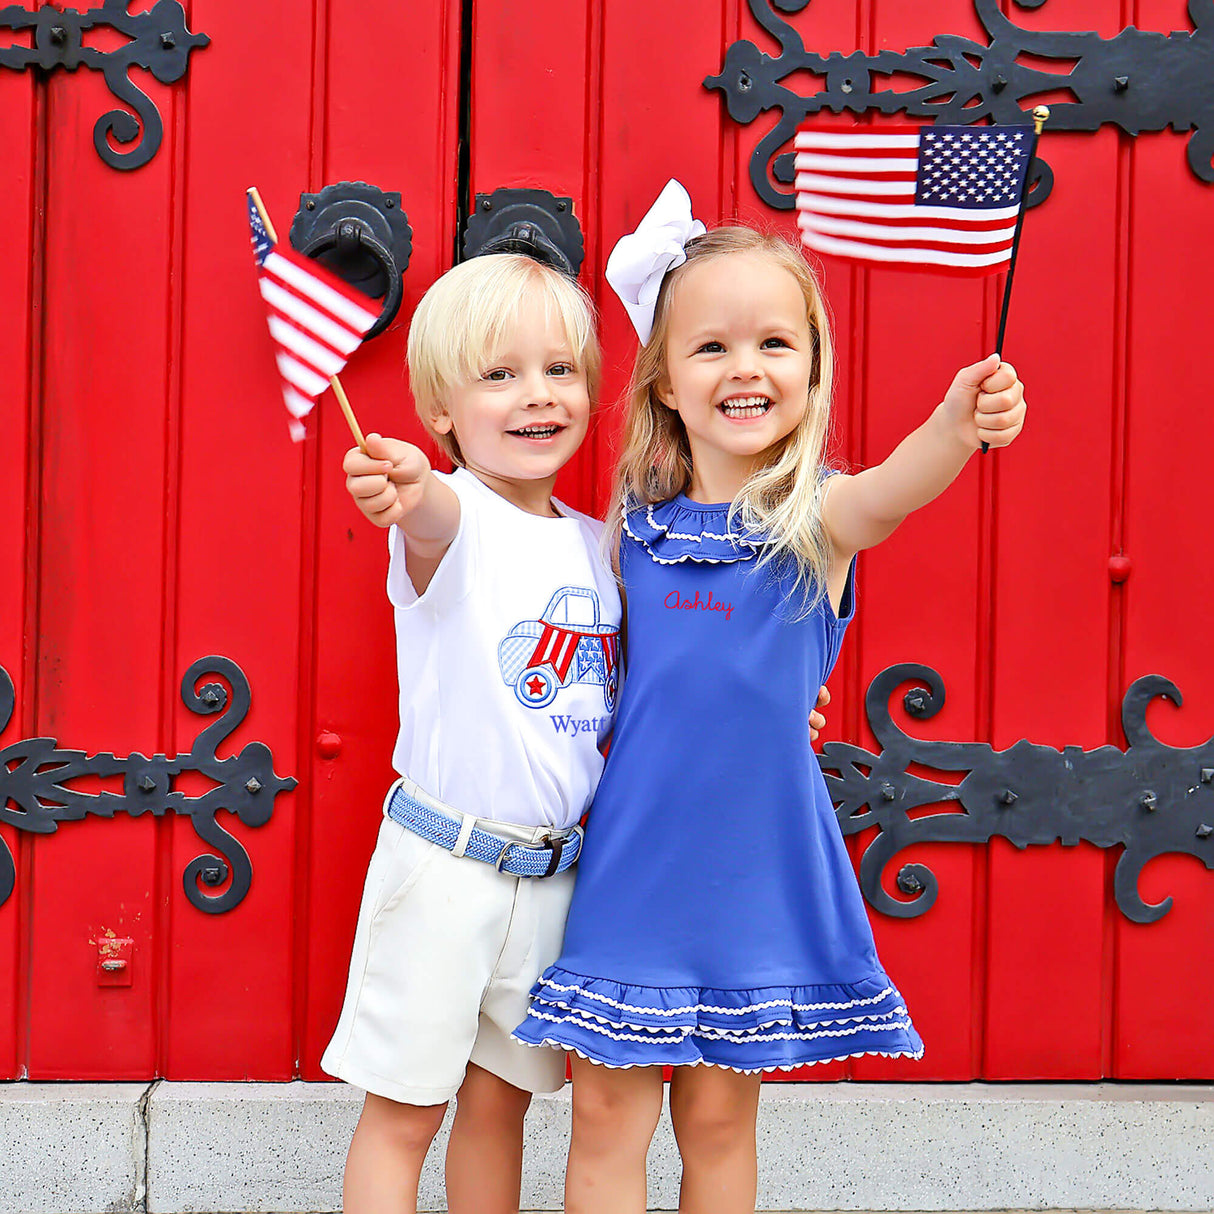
[622, 498, 762, 565]
[512, 965, 925, 1072]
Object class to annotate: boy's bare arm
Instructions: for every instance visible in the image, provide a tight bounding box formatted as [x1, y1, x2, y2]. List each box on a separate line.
[822, 354, 1025, 564]
[343, 432, 460, 594]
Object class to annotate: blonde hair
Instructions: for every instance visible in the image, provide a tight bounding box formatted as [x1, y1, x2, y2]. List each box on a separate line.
[609, 227, 836, 603]
[407, 254, 602, 465]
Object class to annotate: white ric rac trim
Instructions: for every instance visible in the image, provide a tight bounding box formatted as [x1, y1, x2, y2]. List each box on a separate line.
[620, 510, 757, 566]
[536, 977, 898, 1018]
[514, 1026, 926, 1074]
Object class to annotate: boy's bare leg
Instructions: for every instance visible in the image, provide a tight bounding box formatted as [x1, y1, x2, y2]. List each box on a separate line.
[669, 1065, 762, 1214]
[344, 1092, 447, 1214]
[445, 1062, 533, 1214]
[566, 1055, 664, 1214]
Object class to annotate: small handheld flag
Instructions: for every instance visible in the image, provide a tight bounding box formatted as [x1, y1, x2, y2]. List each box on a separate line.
[794, 122, 1035, 274]
[796, 113, 1048, 451]
[246, 187, 377, 443]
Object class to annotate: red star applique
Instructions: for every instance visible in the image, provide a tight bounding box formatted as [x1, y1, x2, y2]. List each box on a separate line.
[526, 676, 547, 698]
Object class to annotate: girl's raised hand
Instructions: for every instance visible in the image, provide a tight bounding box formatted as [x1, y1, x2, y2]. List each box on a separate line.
[343, 432, 432, 528]
[941, 354, 1027, 451]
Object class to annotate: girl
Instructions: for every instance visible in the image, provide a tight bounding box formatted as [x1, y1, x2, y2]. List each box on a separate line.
[513, 181, 1027, 1213]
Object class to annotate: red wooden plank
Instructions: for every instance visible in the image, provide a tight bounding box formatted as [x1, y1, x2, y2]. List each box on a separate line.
[0, 48, 38, 1082]
[844, 0, 992, 1081]
[468, 0, 604, 509]
[299, 0, 462, 1079]
[982, 117, 1121, 1079]
[26, 6, 179, 1077]
[160, 0, 323, 1079]
[1113, 73, 1214, 1078]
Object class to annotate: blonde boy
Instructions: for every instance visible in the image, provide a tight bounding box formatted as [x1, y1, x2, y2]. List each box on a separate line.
[321, 254, 620, 1214]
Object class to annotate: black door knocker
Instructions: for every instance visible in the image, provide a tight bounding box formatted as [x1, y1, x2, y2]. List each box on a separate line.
[290, 181, 413, 338]
[463, 188, 585, 277]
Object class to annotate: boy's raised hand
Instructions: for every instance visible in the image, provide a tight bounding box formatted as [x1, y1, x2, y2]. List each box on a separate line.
[343, 432, 432, 528]
[941, 354, 1027, 450]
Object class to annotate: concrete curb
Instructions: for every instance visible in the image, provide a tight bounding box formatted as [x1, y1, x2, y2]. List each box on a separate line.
[0, 1081, 1210, 1212]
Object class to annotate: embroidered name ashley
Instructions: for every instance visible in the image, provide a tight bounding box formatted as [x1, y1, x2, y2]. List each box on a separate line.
[664, 589, 733, 621]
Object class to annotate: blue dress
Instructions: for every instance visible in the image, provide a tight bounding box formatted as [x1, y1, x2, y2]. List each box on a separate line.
[513, 495, 923, 1071]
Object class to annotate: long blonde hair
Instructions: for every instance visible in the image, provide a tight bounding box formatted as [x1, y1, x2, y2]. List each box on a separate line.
[608, 227, 836, 603]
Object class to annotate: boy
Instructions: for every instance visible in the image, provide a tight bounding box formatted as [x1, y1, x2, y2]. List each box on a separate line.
[321, 253, 618, 1214]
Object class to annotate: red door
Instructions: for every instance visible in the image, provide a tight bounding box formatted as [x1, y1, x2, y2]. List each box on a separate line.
[2, 0, 1211, 1082]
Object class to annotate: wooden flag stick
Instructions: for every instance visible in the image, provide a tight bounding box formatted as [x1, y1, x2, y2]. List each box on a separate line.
[330, 375, 368, 453]
[982, 104, 1049, 453]
[247, 185, 278, 243]
[249, 185, 369, 453]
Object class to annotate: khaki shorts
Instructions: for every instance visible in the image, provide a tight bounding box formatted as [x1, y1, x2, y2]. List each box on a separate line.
[320, 782, 575, 1105]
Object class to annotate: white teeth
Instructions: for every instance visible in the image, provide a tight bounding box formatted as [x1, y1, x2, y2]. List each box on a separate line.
[719, 396, 772, 418]
[513, 424, 560, 437]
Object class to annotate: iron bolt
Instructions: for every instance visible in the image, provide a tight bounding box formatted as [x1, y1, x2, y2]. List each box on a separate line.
[1201, 768, 1213, 785]
[841, 79, 854, 94]
[1197, 824, 1213, 839]
[160, 31, 176, 48]
[738, 70, 752, 92]
[1114, 76, 1130, 91]
[1140, 791, 1158, 812]
[557, 200, 567, 211]
[904, 688, 930, 717]
[317, 731, 343, 759]
[992, 74, 1008, 93]
[481, 199, 493, 211]
[305, 199, 316, 210]
[385, 197, 395, 208]
[999, 789, 1018, 806]
[879, 782, 896, 802]
[1108, 554, 1132, 583]
[49, 26, 67, 44]
[897, 870, 924, 894]
[202, 865, 224, 884]
[245, 777, 263, 795]
[202, 688, 222, 706]
[138, 775, 156, 793]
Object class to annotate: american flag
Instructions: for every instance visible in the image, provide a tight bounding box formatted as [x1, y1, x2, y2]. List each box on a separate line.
[246, 191, 377, 439]
[794, 124, 1035, 274]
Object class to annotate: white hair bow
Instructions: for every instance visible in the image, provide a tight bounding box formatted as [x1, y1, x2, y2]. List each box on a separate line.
[604, 179, 706, 344]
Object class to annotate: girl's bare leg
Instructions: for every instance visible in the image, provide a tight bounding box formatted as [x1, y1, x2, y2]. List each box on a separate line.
[669, 1065, 762, 1214]
[566, 1055, 664, 1214]
[343, 1092, 447, 1214]
[445, 1062, 533, 1214]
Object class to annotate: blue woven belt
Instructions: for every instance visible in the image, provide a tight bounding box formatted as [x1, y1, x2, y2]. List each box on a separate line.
[386, 783, 583, 878]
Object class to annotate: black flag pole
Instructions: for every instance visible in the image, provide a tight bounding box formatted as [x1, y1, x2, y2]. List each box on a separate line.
[982, 104, 1049, 453]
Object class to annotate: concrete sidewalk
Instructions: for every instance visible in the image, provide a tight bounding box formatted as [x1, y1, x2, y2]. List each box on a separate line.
[2, 1081, 1211, 1212]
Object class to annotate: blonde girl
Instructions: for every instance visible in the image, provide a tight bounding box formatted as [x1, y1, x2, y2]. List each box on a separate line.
[514, 181, 1027, 1214]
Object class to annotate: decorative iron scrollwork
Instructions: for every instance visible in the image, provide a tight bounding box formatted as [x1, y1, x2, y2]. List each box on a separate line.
[706, 0, 1214, 211]
[0, 657, 295, 914]
[0, 0, 210, 170]
[823, 663, 1214, 924]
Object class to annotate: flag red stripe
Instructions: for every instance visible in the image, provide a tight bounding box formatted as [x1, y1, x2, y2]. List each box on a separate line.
[273, 244, 384, 314]
[263, 266, 367, 346]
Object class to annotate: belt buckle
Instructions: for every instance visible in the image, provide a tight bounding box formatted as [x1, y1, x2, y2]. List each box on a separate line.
[494, 834, 565, 876]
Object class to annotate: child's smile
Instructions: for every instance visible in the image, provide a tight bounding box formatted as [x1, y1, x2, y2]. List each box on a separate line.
[718, 394, 774, 420]
[658, 250, 815, 500]
[433, 289, 590, 514]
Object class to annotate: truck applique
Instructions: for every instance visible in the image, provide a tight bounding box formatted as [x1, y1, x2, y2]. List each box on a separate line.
[498, 587, 619, 711]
